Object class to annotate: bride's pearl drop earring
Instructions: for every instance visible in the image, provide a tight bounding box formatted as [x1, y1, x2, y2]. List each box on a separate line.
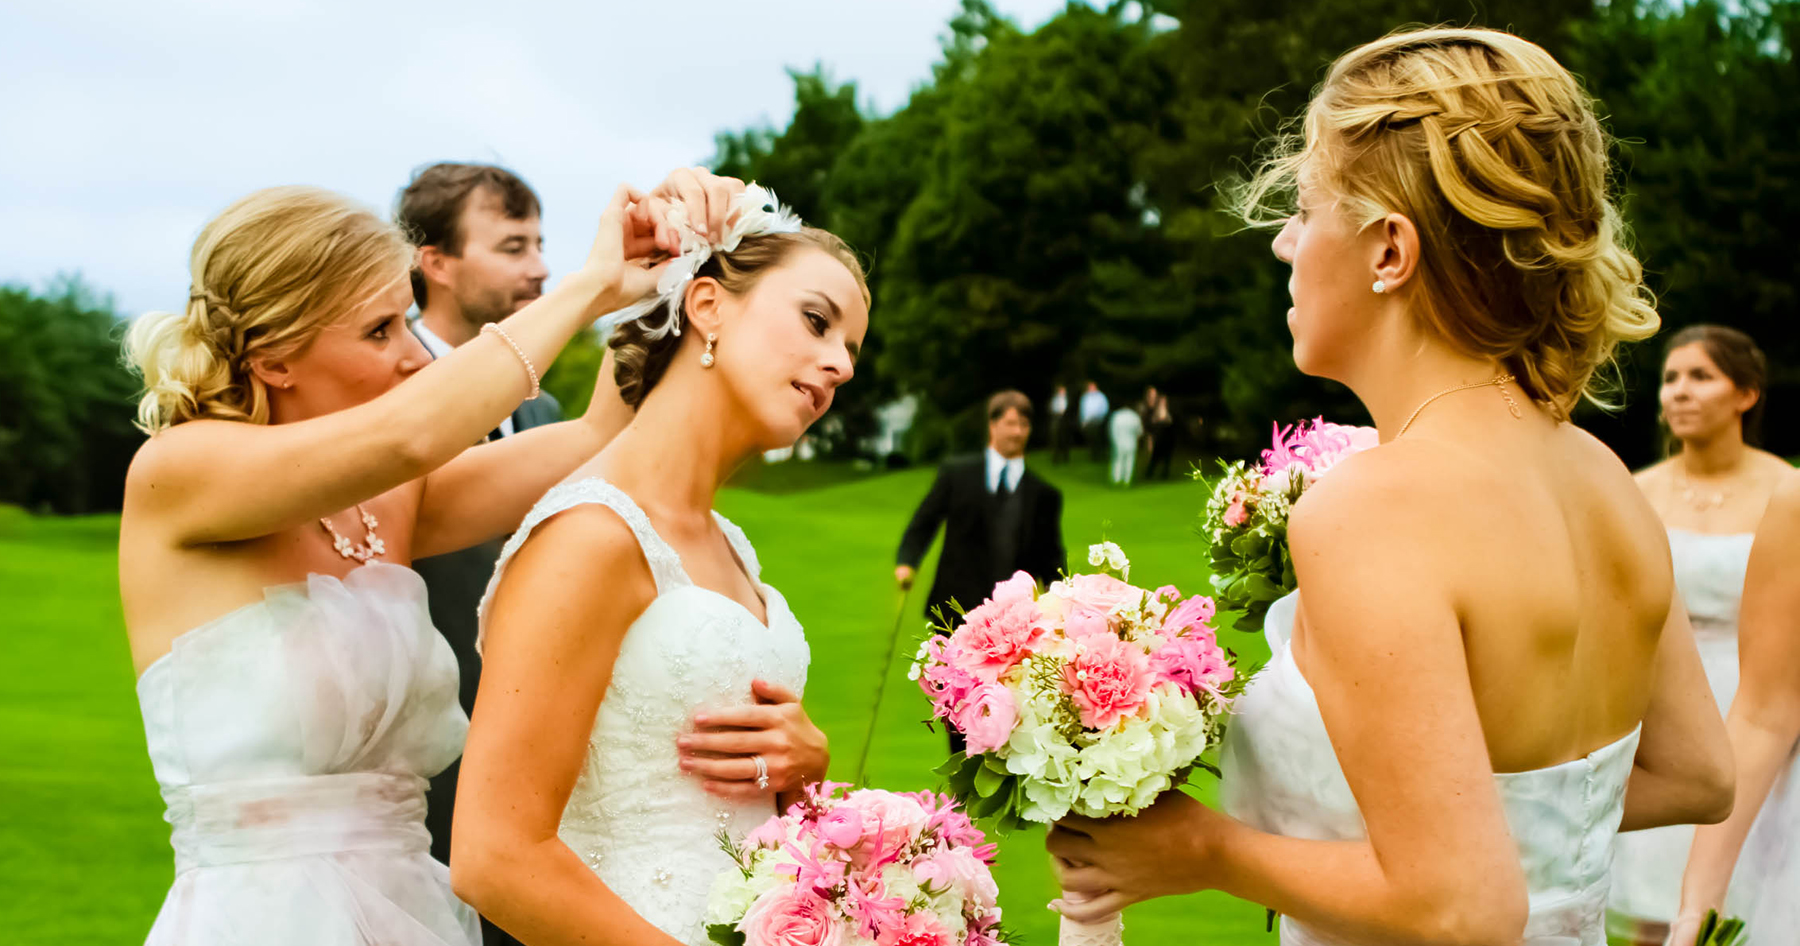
[700, 333, 717, 368]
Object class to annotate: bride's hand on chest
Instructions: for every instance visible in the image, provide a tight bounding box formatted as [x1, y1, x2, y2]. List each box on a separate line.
[675, 678, 829, 799]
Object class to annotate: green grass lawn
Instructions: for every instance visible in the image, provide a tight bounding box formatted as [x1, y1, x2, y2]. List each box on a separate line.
[0, 457, 1273, 945]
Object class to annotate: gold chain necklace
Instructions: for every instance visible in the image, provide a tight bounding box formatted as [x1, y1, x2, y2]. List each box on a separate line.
[320, 504, 385, 563]
[1396, 374, 1522, 438]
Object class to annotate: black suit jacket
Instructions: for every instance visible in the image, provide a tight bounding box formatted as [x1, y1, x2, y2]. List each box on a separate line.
[408, 323, 562, 871]
[897, 454, 1065, 622]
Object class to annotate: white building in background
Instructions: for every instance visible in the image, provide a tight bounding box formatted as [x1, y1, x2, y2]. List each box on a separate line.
[868, 393, 919, 458]
[761, 393, 919, 465]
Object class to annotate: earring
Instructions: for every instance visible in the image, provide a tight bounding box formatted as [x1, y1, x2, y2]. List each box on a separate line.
[1372, 280, 1387, 294]
[701, 333, 717, 368]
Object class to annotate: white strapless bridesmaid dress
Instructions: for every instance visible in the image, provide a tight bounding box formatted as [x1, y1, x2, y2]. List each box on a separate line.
[1221, 593, 1639, 946]
[136, 563, 478, 945]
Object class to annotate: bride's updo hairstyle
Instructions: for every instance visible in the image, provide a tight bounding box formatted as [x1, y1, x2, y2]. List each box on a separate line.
[607, 228, 868, 408]
[125, 186, 413, 433]
[1240, 27, 1659, 417]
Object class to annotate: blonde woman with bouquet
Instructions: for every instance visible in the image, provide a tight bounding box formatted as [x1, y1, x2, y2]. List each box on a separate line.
[1046, 28, 1735, 946]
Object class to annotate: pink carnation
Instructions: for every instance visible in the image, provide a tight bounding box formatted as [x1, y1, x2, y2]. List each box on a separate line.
[1061, 634, 1154, 729]
[875, 911, 952, 946]
[739, 886, 844, 946]
[946, 595, 1049, 681]
[1223, 497, 1249, 528]
[952, 683, 1018, 756]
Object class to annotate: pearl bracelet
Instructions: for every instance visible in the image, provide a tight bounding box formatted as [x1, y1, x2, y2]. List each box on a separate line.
[480, 322, 540, 400]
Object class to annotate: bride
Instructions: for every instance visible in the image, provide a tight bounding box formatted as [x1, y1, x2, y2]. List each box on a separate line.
[450, 187, 870, 946]
[1045, 28, 1736, 946]
[119, 169, 737, 945]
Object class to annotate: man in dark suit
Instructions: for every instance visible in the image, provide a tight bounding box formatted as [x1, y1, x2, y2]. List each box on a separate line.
[397, 163, 560, 945]
[896, 390, 1066, 754]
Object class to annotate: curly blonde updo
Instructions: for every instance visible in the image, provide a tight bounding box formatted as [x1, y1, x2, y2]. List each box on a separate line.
[1240, 27, 1659, 417]
[124, 186, 414, 433]
[608, 228, 869, 408]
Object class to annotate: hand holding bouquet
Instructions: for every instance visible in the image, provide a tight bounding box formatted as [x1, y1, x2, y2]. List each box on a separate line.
[910, 542, 1242, 944]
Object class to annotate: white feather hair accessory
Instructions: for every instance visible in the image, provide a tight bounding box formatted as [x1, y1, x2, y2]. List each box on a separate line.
[593, 183, 804, 342]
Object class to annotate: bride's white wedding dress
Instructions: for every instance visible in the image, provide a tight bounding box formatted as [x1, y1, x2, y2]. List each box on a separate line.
[478, 477, 811, 946]
[136, 563, 479, 945]
[1222, 593, 1639, 946]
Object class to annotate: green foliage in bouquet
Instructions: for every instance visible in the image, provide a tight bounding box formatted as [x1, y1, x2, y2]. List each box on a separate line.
[1195, 460, 1305, 630]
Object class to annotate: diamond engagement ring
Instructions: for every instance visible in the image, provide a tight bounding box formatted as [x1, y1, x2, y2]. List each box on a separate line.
[753, 755, 770, 791]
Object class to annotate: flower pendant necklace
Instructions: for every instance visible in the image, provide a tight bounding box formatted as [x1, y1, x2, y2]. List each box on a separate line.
[320, 504, 386, 563]
[1678, 468, 1732, 512]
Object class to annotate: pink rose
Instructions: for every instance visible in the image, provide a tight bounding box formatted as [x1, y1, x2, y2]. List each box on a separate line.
[844, 790, 930, 857]
[1065, 573, 1140, 614]
[1063, 605, 1113, 640]
[745, 815, 789, 849]
[988, 570, 1038, 606]
[1161, 595, 1217, 636]
[952, 683, 1019, 755]
[1061, 634, 1153, 730]
[946, 596, 1048, 681]
[817, 806, 865, 850]
[875, 911, 952, 946]
[739, 886, 843, 946]
[913, 847, 1000, 908]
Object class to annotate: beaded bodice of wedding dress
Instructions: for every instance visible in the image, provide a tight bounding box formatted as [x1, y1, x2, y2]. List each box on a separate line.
[479, 477, 811, 946]
[1221, 592, 1640, 946]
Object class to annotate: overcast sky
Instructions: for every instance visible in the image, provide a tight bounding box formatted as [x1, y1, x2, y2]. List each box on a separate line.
[1, 0, 1074, 318]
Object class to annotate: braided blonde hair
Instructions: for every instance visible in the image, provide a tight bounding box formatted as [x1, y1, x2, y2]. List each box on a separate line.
[1240, 27, 1659, 416]
[125, 186, 414, 433]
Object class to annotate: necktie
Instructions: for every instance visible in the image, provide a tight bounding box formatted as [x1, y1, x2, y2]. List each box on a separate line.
[997, 464, 1011, 495]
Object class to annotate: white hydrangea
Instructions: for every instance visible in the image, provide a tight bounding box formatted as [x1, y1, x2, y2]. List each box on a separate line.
[704, 855, 783, 926]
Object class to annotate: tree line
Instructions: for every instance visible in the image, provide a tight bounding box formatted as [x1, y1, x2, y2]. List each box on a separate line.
[4, 0, 1795, 513]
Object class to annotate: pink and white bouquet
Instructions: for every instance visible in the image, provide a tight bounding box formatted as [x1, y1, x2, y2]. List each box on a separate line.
[1198, 417, 1378, 626]
[705, 782, 1008, 946]
[909, 542, 1240, 830]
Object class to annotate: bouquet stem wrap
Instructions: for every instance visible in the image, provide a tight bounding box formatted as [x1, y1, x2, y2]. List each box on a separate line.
[1058, 907, 1123, 946]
